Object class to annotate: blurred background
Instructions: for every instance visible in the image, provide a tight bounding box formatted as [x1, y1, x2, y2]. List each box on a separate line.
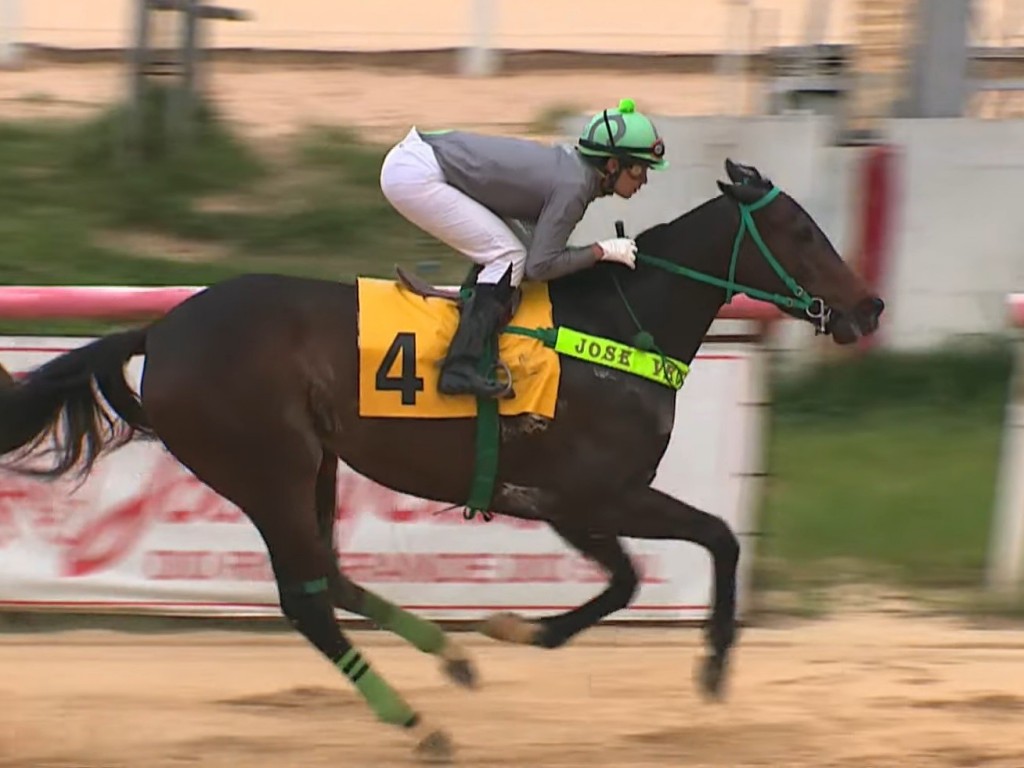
[2, 3, 1024, 765]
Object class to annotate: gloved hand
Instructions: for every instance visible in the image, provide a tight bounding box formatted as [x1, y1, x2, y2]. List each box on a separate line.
[596, 237, 638, 269]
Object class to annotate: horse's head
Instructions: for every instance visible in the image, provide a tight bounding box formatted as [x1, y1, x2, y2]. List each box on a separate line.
[715, 158, 884, 344]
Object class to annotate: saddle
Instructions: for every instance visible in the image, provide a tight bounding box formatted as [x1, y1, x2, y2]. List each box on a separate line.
[394, 264, 523, 319]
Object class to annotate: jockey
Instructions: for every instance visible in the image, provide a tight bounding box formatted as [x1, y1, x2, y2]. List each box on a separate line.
[379, 98, 668, 399]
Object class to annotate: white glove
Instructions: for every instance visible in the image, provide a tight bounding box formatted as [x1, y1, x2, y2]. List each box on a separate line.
[596, 237, 638, 269]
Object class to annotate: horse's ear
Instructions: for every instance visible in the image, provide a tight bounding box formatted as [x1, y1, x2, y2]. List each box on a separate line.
[718, 180, 764, 205]
[725, 158, 765, 187]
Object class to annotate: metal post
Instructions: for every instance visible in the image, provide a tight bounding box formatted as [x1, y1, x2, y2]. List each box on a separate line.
[802, 0, 833, 49]
[170, 0, 200, 145]
[715, 0, 752, 115]
[0, 0, 20, 69]
[798, 0, 833, 78]
[459, 0, 498, 77]
[903, 0, 972, 117]
[126, 0, 153, 157]
[124, 0, 249, 156]
[183, 0, 199, 99]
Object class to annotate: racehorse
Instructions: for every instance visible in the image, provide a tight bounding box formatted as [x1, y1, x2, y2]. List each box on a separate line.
[0, 160, 883, 762]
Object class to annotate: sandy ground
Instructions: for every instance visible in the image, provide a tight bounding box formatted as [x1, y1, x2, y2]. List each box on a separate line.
[8, 0, 1021, 53]
[9, 0, 859, 53]
[1, 608, 1023, 768]
[4, 54, 1024, 146]
[4, 1, 1024, 138]
[0, 60, 760, 143]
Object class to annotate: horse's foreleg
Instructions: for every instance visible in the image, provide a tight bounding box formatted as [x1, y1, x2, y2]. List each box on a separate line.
[480, 524, 638, 649]
[315, 452, 476, 690]
[607, 486, 740, 699]
[479, 487, 738, 699]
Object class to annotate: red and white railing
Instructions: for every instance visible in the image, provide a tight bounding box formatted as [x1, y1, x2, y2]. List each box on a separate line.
[0, 284, 783, 321]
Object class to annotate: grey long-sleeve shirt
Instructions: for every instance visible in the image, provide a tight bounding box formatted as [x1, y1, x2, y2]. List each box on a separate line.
[419, 129, 603, 281]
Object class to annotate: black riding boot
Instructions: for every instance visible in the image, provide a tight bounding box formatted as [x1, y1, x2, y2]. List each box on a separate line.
[438, 282, 510, 399]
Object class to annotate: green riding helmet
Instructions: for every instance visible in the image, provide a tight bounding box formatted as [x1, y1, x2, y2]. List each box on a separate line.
[577, 98, 668, 170]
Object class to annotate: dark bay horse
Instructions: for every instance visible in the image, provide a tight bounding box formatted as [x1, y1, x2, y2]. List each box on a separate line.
[0, 160, 883, 762]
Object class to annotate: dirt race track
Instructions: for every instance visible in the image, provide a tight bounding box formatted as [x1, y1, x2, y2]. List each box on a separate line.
[1, 608, 1023, 768]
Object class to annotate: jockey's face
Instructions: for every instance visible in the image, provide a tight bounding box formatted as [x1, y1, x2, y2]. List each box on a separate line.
[604, 158, 648, 198]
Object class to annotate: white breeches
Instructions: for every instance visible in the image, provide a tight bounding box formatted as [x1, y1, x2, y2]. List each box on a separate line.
[379, 127, 526, 286]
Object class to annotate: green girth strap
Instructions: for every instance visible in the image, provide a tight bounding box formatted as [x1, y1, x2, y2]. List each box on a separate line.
[461, 324, 688, 521]
[464, 326, 500, 520]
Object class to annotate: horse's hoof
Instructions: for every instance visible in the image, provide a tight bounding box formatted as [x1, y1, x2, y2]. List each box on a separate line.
[440, 640, 478, 689]
[479, 612, 540, 645]
[696, 653, 729, 701]
[413, 728, 455, 764]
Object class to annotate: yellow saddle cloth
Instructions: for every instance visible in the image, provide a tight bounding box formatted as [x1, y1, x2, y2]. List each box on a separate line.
[357, 277, 561, 419]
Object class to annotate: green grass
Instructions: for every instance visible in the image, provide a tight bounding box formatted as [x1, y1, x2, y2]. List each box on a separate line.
[758, 341, 1014, 593]
[0, 94, 468, 290]
[770, 337, 1014, 420]
[0, 95, 472, 334]
[761, 408, 1004, 586]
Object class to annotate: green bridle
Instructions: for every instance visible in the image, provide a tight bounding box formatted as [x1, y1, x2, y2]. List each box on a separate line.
[607, 183, 832, 366]
[634, 185, 821, 316]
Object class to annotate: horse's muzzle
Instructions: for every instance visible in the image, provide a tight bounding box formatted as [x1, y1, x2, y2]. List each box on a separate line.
[827, 296, 885, 344]
[854, 296, 885, 336]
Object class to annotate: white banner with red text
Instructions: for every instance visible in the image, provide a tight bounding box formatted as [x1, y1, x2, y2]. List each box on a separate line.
[0, 336, 766, 622]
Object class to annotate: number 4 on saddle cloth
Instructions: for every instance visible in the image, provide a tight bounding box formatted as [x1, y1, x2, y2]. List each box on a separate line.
[357, 271, 561, 419]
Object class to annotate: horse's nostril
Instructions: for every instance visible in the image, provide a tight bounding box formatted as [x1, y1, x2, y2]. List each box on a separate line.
[856, 297, 885, 323]
[853, 297, 883, 335]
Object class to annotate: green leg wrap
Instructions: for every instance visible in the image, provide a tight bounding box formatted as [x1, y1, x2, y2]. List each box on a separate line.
[336, 647, 418, 727]
[361, 591, 445, 655]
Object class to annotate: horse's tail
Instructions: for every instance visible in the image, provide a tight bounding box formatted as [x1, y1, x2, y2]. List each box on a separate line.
[0, 327, 151, 479]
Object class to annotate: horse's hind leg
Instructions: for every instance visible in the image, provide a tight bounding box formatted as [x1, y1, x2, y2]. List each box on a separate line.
[145, 413, 453, 762]
[481, 524, 638, 649]
[314, 452, 477, 689]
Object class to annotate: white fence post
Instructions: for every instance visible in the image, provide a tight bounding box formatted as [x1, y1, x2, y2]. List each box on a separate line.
[987, 294, 1024, 594]
[459, 0, 498, 77]
[0, 0, 21, 69]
